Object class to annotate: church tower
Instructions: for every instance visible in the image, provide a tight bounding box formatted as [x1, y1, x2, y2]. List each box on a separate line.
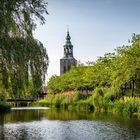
[60, 30, 77, 75]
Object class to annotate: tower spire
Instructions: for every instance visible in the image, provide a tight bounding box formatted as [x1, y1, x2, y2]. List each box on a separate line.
[60, 29, 77, 74]
[66, 30, 71, 41]
[64, 29, 73, 58]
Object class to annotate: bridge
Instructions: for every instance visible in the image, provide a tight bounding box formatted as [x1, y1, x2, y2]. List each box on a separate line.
[6, 98, 44, 107]
[6, 98, 39, 102]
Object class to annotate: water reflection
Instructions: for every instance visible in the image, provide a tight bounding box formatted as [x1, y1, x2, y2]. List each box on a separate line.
[0, 108, 140, 140]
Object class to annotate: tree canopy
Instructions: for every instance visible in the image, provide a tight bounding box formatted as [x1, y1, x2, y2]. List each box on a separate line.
[48, 34, 140, 97]
[0, 0, 49, 98]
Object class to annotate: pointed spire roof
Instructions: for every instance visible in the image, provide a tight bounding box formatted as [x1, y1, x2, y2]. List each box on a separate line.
[63, 29, 74, 59]
[66, 30, 71, 40]
[65, 30, 73, 47]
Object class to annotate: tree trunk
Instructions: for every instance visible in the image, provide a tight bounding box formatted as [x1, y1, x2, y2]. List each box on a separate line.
[131, 80, 135, 97]
[121, 83, 126, 96]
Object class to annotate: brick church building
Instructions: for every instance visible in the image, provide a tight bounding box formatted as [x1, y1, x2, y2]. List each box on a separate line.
[60, 30, 77, 74]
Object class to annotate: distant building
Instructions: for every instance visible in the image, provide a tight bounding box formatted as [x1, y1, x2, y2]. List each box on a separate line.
[60, 30, 77, 74]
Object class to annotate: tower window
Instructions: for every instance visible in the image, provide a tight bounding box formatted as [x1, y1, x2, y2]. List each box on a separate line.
[64, 66, 66, 73]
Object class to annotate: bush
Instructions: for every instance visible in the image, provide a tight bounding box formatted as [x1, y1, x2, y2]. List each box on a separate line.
[113, 100, 124, 113]
[61, 99, 70, 109]
[76, 100, 94, 111]
[0, 102, 11, 112]
[52, 96, 62, 108]
[113, 97, 140, 115]
[123, 97, 139, 114]
[32, 91, 140, 118]
[33, 100, 50, 107]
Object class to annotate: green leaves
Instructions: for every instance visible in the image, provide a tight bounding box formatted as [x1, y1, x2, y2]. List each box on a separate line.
[1, 37, 49, 97]
[0, 0, 48, 36]
[48, 34, 140, 97]
[112, 34, 140, 96]
[0, 0, 49, 98]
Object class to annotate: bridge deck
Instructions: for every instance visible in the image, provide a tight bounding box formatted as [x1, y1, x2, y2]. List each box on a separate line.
[6, 98, 38, 102]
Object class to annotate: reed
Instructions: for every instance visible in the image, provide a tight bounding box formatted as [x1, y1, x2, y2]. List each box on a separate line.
[33, 91, 140, 117]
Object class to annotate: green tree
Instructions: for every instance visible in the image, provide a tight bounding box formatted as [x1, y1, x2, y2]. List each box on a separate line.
[112, 34, 140, 97]
[47, 34, 140, 97]
[47, 75, 62, 94]
[0, 0, 49, 98]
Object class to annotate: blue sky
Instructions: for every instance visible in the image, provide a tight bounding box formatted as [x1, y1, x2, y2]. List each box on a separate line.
[33, 0, 140, 82]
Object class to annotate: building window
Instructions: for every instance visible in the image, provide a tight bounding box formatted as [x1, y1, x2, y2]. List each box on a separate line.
[64, 66, 66, 73]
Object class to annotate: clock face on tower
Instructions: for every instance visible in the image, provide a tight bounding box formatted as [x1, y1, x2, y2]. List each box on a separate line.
[60, 30, 77, 75]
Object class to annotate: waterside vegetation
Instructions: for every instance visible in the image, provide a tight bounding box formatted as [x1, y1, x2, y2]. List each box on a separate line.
[33, 91, 140, 118]
[0, 102, 11, 112]
[34, 34, 140, 118]
[0, 0, 49, 99]
[0, 0, 49, 111]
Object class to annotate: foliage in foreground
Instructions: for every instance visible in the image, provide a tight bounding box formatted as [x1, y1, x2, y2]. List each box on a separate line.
[33, 91, 140, 117]
[0, 0, 49, 99]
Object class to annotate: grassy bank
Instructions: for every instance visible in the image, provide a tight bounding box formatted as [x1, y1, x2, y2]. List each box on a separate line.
[32, 91, 140, 118]
[0, 102, 11, 112]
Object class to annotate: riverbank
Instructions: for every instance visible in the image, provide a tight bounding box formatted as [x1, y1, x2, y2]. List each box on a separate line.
[32, 91, 140, 119]
[0, 101, 11, 112]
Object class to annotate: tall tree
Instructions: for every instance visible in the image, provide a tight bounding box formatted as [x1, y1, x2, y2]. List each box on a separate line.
[0, 0, 49, 97]
[112, 34, 140, 97]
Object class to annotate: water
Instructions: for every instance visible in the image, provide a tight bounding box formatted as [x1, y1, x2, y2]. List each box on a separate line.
[0, 107, 140, 140]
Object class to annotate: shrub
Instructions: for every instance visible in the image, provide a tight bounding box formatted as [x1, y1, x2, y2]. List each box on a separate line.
[34, 100, 50, 107]
[51, 96, 62, 108]
[0, 102, 11, 112]
[61, 99, 70, 109]
[76, 100, 94, 111]
[123, 97, 139, 114]
[113, 100, 124, 113]
[33, 90, 140, 117]
[113, 97, 140, 115]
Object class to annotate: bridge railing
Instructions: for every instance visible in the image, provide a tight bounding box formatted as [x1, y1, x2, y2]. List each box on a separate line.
[6, 98, 39, 102]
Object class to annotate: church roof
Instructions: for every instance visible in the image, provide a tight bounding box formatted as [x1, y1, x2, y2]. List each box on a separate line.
[62, 30, 76, 60]
[64, 31, 73, 49]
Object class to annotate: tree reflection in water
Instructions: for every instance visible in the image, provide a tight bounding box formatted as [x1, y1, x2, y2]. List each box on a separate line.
[0, 108, 140, 140]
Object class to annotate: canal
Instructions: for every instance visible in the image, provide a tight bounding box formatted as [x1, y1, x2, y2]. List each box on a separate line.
[0, 107, 140, 140]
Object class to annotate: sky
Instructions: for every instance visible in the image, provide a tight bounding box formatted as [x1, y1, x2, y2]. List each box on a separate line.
[33, 0, 140, 82]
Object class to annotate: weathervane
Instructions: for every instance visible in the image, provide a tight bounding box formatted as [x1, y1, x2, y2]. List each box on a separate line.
[67, 25, 69, 32]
